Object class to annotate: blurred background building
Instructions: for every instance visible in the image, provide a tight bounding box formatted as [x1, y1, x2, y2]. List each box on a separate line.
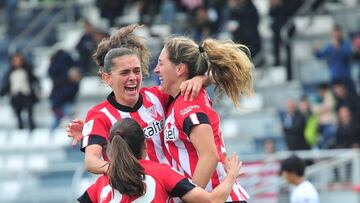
[0, 0, 360, 202]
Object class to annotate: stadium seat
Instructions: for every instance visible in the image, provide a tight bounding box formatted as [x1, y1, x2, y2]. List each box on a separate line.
[52, 128, 71, 148]
[5, 155, 25, 173]
[30, 128, 51, 149]
[9, 129, 31, 150]
[0, 180, 21, 202]
[0, 130, 8, 150]
[294, 15, 334, 37]
[27, 155, 49, 172]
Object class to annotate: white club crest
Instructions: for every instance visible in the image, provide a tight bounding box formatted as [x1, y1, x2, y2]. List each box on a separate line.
[146, 105, 157, 118]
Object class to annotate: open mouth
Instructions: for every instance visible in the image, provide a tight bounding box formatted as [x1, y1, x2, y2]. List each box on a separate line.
[125, 86, 137, 92]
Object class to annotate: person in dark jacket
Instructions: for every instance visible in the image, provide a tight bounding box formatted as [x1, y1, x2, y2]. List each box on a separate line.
[0, 52, 40, 130]
[279, 98, 310, 150]
[228, 0, 261, 59]
[48, 49, 82, 131]
[334, 106, 360, 149]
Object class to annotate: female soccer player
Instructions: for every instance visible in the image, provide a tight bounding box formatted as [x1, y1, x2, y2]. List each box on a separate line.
[67, 25, 206, 174]
[78, 118, 243, 203]
[154, 36, 254, 202]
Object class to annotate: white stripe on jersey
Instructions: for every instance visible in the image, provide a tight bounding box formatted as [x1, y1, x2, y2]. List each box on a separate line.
[173, 139, 192, 176]
[138, 106, 168, 165]
[144, 90, 165, 117]
[117, 110, 130, 119]
[236, 181, 250, 200]
[152, 129, 169, 164]
[189, 113, 200, 124]
[100, 107, 117, 124]
[205, 179, 212, 192]
[82, 135, 89, 148]
[166, 109, 192, 176]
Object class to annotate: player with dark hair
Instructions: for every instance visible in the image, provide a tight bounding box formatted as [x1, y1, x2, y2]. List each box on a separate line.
[66, 25, 207, 174]
[280, 155, 319, 203]
[78, 118, 243, 203]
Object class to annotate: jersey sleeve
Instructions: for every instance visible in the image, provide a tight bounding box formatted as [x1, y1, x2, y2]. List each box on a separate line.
[80, 109, 110, 152]
[158, 164, 196, 197]
[174, 92, 210, 137]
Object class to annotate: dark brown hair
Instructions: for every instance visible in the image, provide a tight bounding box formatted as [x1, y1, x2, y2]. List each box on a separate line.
[108, 118, 146, 196]
[93, 24, 150, 77]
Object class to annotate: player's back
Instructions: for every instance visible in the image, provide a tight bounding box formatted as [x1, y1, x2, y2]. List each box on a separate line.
[78, 159, 193, 203]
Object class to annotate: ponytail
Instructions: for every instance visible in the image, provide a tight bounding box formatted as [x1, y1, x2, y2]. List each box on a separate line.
[202, 39, 253, 106]
[164, 36, 254, 106]
[108, 134, 145, 196]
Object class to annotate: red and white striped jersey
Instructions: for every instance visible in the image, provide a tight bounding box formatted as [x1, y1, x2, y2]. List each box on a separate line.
[163, 89, 249, 202]
[81, 86, 171, 164]
[78, 159, 196, 203]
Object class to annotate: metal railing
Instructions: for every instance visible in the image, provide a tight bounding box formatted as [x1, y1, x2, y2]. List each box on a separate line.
[8, 0, 77, 55]
[242, 149, 360, 197]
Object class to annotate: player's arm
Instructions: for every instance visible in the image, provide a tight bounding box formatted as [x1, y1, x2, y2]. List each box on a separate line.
[190, 124, 219, 188]
[208, 153, 242, 202]
[182, 153, 242, 203]
[180, 75, 210, 101]
[84, 144, 109, 174]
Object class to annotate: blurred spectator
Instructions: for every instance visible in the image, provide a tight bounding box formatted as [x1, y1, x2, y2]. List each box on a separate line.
[269, 0, 302, 80]
[205, 0, 226, 36]
[352, 32, 360, 88]
[264, 138, 276, 154]
[299, 95, 318, 148]
[332, 80, 360, 123]
[314, 25, 356, 93]
[279, 98, 310, 150]
[280, 155, 319, 203]
[312, 83, 337, 149]
[334, 106, 360, 149]
[181, 0, 203, 11]
[227, 0, 261, 60]
[160, 0, 176, 24]
[0, 52, 40, 130]
[96, 0, 125, 27]
[191, 6, 211, 40]
[6, 0, 17, 37]
[136, 0, 163, 26]
[76, 20, 98, 76]
[48, 50, 81, 131]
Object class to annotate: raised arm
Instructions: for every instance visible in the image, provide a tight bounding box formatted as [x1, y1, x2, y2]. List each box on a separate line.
[182, 153, 242, 203]
[180, 75, 210, 101]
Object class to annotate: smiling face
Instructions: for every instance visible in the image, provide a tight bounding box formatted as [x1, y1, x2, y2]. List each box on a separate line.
[154, 48, 181, 97]
[103, 54, 142, 107]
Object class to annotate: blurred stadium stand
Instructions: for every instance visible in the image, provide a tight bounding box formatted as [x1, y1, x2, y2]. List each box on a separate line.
[0, 0, 360, 202]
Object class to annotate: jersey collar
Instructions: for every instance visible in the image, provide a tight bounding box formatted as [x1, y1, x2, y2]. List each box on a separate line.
[107, 92, 143, 112]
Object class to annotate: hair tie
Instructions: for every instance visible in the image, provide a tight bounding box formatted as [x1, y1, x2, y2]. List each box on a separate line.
[198, 45, 205, 53]
[115, 130, 124, 138]
[239, 46, 252, 58]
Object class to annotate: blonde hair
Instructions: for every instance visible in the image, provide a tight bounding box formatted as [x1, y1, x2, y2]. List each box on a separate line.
[93, 24, 150, 77]
[164, 36, 254, 106]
